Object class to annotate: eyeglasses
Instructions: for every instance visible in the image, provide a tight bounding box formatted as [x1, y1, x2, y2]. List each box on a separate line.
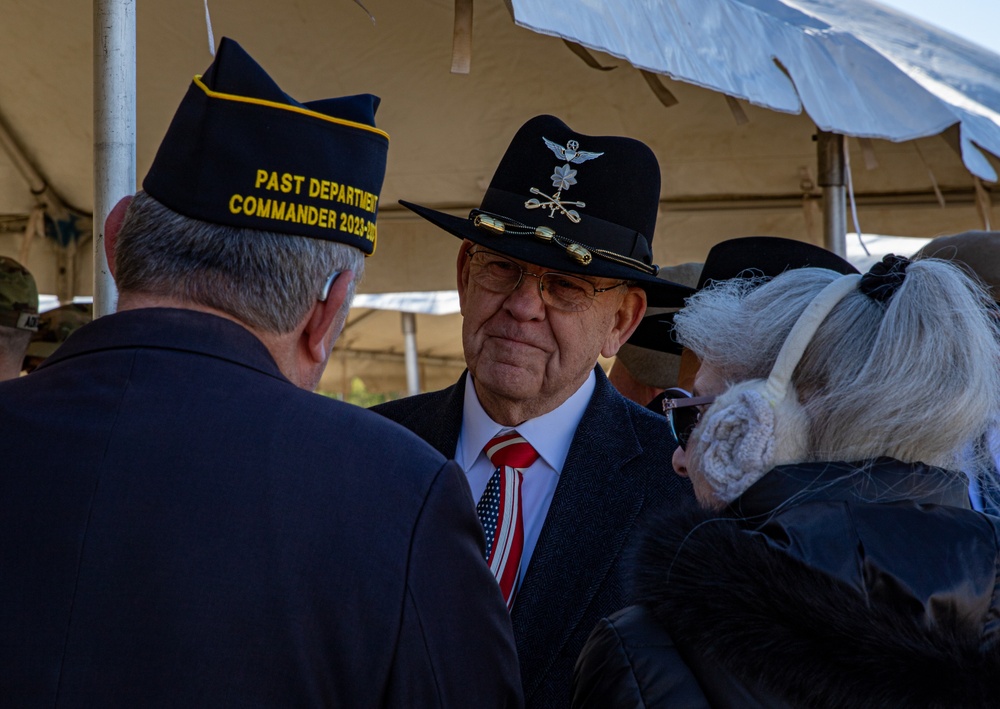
[467, 248, 626, 312]
[662, 387, 716, 450]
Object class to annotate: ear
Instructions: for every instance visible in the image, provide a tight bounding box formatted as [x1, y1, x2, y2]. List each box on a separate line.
[456, 239, 475, 314]
[677, 349, 701, 391]
[103, 195, 132, 279]
[600, 286, 647, 358]
[305, 270, 355, 363]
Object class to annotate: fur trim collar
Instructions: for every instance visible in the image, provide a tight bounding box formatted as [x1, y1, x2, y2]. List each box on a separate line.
[636, 504, 1000, 708]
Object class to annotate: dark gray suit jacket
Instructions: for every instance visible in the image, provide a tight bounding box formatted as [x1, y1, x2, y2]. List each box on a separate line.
[373, 368, 693, 707]
[0, 309, 522, 708]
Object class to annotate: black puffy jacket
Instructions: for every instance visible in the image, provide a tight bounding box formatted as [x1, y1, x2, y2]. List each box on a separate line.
[573, 458, 1000, 708]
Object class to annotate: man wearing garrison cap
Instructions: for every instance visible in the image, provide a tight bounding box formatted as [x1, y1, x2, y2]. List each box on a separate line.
[0, 255, 38, 380]
[0, 38, 520, 707]
[374, 116, 696, 706]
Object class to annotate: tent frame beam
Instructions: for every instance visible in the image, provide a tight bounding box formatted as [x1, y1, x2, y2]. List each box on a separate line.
[93, 0, 136, 317]
[817, 130, 847, 256]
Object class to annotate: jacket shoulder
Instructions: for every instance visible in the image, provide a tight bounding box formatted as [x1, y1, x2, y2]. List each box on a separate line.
[369, 381, 465, 459]
[372, 386, 454, 425]
[261, 387, 453, 494]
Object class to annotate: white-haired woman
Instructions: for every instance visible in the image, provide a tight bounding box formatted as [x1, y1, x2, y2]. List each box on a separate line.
[573, 255, 1000, 708]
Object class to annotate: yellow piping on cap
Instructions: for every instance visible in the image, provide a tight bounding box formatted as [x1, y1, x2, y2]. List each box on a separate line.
[192, 75, 390, 141]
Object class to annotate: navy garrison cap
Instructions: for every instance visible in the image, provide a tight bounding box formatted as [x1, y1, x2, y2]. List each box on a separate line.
[143, 37, 389, 254]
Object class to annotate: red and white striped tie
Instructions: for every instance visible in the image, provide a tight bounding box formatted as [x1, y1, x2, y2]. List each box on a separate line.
[477, 432, 539, 609]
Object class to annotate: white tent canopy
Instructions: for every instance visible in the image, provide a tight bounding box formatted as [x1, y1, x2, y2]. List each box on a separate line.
[511, 0, 1000, 181]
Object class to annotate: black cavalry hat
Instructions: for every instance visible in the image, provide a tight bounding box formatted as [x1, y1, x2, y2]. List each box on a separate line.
[400, 115, 694, 307]
[628, 236, 859, 354]
[143, 37, 389, 254]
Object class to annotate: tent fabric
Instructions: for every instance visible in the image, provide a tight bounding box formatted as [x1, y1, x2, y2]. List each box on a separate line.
[510, 0, 1000, 181]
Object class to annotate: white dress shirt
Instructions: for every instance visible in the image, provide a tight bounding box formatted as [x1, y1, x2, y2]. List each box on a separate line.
[456, 370, 596, 583]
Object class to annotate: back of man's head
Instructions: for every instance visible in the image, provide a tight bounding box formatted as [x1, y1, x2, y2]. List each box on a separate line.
[0, 256, 39, 380]
[114, 192, 362, 334]
[114, 37, 389, 336]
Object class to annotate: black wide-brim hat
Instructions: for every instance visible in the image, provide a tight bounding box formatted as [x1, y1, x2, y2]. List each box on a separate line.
[628, 236, 860, 354]
[143, 37, 389, 254]
[400, 115, 694, 307]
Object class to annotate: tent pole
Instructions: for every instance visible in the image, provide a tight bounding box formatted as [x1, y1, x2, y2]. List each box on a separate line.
[93, 0, 136, 318]
[401, 312, 421, 396]
[817, 130, 847, 257]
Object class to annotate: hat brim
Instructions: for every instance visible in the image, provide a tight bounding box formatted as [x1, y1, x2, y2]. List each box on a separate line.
[400, 200, 694, 307]
[628, 236, 860, 354]
[629, 312, 683, 355]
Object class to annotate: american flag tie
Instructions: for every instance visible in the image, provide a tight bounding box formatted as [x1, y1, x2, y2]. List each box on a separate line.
[477, 432, 539, 609]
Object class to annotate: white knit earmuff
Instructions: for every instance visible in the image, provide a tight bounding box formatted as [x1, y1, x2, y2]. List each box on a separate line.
[692, 273, 862, 502]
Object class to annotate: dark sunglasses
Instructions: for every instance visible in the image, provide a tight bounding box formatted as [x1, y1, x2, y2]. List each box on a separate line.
[662, 388, 716, 450]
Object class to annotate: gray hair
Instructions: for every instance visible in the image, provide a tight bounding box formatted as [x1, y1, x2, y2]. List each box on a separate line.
[114, 192, 364, 334]
[674, 260, 1000, 481]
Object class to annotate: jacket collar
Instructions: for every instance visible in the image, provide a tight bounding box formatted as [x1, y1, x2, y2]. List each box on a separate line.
[729, 457, 971, 519]
[40, 307, 287, 383]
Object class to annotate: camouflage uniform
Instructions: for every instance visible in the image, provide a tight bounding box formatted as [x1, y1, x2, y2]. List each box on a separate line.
[26, 302, 92, 360]
[0, 256, 39, 332]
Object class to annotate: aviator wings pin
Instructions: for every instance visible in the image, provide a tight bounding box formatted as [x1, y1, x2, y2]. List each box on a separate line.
[542, 138, 604, 164]
[525, 138, 604, 223]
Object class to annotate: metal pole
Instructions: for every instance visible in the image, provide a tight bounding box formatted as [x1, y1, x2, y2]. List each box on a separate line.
[817, 130, 847, 258]
[93, 0, 136, 317]
[401, 312, 421, 397]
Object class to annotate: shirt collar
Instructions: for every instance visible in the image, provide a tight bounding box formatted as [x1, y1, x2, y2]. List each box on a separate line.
[458, 369, 597, 473]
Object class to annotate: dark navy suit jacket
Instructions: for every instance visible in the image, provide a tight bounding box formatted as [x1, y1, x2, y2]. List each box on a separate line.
[0, 308, 521, 708]
[374, 369, 693, 707]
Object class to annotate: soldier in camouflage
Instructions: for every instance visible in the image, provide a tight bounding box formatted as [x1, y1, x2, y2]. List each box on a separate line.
[0, 256, 38, 380]
[22, 302, 92, 373]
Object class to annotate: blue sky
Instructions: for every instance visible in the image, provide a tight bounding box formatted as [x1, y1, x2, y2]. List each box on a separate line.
[874, 0, 1000, 55]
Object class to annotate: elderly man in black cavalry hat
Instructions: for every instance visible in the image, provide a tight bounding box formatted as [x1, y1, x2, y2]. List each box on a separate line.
[0, 38, 521, 707]
[374, 115, 695, 707]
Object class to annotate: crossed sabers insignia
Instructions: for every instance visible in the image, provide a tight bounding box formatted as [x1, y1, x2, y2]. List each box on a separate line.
[525, 137, 603, 223]
[526, 187, 585, 222]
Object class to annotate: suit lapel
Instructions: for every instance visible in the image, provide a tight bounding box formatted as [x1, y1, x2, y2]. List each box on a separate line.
[511, 369, 648, 700]
[389, 375, 466, 459]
